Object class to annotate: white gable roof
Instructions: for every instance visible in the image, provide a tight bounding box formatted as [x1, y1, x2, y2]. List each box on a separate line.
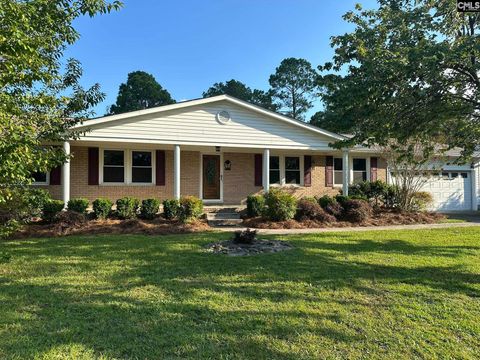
[75, 95, 345, 150]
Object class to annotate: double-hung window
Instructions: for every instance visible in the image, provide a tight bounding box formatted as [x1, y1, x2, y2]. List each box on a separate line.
[269, 156, 280, 184]
[32, 171, 48, 185]
[352, 158, 367, 183]
[285, 157, 300, 184]
[334, 158, 343, 185]
[132, 151, 153, 183]
[103, 150, 125, 183]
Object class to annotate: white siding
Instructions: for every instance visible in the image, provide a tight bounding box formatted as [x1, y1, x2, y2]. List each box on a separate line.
[80, 101, 333, 150]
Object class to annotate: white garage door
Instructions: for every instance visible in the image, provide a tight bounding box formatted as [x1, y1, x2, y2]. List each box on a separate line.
[420, 171, 472, 211]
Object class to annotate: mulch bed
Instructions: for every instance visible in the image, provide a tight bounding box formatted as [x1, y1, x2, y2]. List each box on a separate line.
[205, 239, 293, 256]
[13, 213, 210, 239]
[242, 210, 446, 229]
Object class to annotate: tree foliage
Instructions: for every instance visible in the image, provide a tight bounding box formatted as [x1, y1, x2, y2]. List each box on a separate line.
[108, 71, 175, 114]
[317, 0, 480, 161]
[0, 0, 121, 235]
[203, 79, 278, 111]
[269, 58, 318, 120]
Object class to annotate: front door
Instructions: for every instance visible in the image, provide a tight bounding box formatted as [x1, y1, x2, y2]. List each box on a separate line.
[202, 155, 220, 200]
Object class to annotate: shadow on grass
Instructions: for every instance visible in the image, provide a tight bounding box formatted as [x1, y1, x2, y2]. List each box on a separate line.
[1, 230, 479, 358]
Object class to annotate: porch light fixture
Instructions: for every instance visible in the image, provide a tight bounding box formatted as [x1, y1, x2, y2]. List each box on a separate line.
[224, 160, 232, 171]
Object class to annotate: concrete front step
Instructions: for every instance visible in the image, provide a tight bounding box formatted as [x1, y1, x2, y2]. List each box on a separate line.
[208, 218, 244, 227]
[207, 213, 241, 220]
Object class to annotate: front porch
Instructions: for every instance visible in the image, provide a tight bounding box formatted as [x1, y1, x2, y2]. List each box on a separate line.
[51, 141, 385, 205]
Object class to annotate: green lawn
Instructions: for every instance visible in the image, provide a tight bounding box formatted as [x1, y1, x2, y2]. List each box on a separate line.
[1, 228, 480, 359]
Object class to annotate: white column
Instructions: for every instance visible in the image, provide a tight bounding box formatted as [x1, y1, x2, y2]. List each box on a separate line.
[62, 141, 71, 207]
[342, 149, 350, 196]
[472, 163, 478, 211]
[263, 148, 270, 193]
[174, 145, 181, 200]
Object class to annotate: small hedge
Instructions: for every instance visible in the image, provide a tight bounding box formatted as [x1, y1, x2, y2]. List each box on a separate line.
[67, 198, 89, 214]
[342, 199, 373, 223]
[263, 188, 297, 221]
[42, 200, 64, 223]
[295, 198, 335, 223]
[92, 198, 113, 219]
[140, 198, 160, 220]
[412, 191, 433, 211]
[246, 195, 265, 218]
[116, 197, 140, 219]
[178, 196, 203, 223]
[163, 199, 180, 220]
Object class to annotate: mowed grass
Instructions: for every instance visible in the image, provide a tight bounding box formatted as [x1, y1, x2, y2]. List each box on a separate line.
[1, 228, 480, 359]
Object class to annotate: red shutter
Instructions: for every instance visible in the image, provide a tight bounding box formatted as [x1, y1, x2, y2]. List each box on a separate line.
[370, 157, 378, 182]
[156, 150, 166, 186]
[50, 167, 61, 185]
[254, 154, 263, 186]
[304, 155, 312, 187]
[88, 147, 99, 185]
[325, 156, 333, 187]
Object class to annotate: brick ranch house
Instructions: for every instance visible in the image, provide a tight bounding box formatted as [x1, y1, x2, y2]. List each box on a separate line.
[34, 95, 479, 212]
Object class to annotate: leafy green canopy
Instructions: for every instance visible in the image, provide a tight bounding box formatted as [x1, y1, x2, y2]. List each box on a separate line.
[203, 79, 278, 111]
[269, 58, 318, 120]
[317, 0, 479, 161]
[0, 0, 122, 186]
[108, 70, 175, 115]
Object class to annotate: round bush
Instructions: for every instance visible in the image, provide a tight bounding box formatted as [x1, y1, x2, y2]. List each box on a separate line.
[42, 200, 65, 223]
[411, 191, 433, 211]
[317, 195, 336, 209]
[163, 199, 180, 220]
[325, 201, 344, 218]
[67, 198, 89, 214]
[140, 198, 160, 220]
[178, 196, 203, 223]
[92, 198, 113, 219]
[342, 199, 373, 223]
[246, 195, 265, 218]
[116, 197, 140, 219]
[263, 188, 297, 221]
[295, 198, 335, 223]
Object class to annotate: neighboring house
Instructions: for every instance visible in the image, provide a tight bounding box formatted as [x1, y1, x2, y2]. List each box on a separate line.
[34, 95, 479, 211]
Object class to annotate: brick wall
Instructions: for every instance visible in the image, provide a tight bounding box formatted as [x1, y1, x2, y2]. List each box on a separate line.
[38, 147, 199, 202]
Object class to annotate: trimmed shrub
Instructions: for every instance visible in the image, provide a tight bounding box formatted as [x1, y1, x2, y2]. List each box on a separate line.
[140, 198, 160, 220]
[246, 195, 265, 217]
[178, 196, 203, 223]
[42, 200, 65, 223]
[349, 180, 389, 207]
[335, 194, 350, 205]
[296, 198, 335, 223]
[67, 198, 89, 214]
[233, 229, 257, 244]
[92, 198, 113, 219]
[263, 188, 297, 221]
[411, 191, 433, 211]
[317, 195, 336, 209]
[163, 199, 180, 220]
[342, 199, 373, 223]
[325, 201, 344, 218]
[384, 185, 401, 209]
[116, 197, 140, 219]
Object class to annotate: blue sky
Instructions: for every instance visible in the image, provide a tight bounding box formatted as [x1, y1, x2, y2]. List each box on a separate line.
[65, 0, 377, 118]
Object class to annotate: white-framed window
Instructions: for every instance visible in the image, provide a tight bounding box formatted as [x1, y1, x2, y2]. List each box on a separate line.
[269, 156, 280, 185]
[32, 171, 49, 185]
[268, 155, 304, 186]
[285, 156, 301, 184]
[334, 158, 343, 186]
[103, 149, 125, 183]
[352, 158, 367, 183]
[131, 150, 153, 183]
